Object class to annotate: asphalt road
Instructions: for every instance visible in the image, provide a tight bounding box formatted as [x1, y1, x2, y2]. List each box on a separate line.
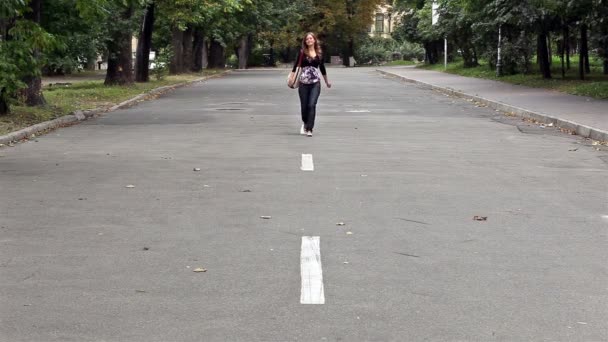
[1, 68, 607, 341]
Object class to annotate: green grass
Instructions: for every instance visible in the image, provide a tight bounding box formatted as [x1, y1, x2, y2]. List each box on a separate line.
[385, 60, 420, 66]
[418, 57, 608, 99]
[0, 71, 224, 136]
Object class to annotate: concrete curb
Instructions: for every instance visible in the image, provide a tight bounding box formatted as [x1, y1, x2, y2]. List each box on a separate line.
[377, 69, 608, 142]
[0, 71, 229, 146]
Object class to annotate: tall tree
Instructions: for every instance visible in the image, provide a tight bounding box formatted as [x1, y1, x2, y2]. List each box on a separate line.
[1, 0, 53, 114]
[105, 2, 136, 85]
[135, 1, 155, 82]
[579, 23, 589, 80]
[289, 0, 384, 65]
[76, 0, 144, 86]
[192, 27, 206, 71]
[156, 0, 247, 73]
[41, 0, 105, 75]
[21, 0, 46, 105]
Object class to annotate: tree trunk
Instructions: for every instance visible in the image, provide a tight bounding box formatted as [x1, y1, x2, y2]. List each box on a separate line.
[603, 24, 608, 74]
[0, 89, 9, 115]
[547, 32, 552, 66]
[105, 5, 134, 85]
[579, 24, 588, 80]
[135, 2, 155, 82]
[584, 40, 591, 74]
[202, 40, 209, 69]
[564, 25, 571, 70]
[604, 36, 608, 75]
[192, 29, 205, 72]
[208, 40, 225, 69]
[170, 26, 184, 74]
[85, 58, 96, 71]
[237, 36, 248, 69]
[22, 0, 45, 106]
[432, 41, 440, 64]
[182, 26, 194, 72]
[560, 36, 566, 79]
[268, 39, 276, 67]
[342, 38, 354, 67]
[537, 32, 551, 79]
[561, 25, 566, 77]
[460, 41, 478, 68]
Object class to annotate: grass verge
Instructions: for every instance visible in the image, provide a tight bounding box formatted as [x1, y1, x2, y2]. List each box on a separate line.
[418, 58, 608, 99]
[0, 71, 224, 136]
[385, 60, 419, 66]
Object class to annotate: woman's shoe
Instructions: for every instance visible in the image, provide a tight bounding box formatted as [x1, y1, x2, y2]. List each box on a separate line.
[307, 131, 313, 137]
[300, 124, 306, 135]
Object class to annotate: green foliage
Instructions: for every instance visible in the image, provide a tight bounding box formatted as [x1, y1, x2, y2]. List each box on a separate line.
[355, 37, 424, 65]
[421, 57, 608, 99]
[393, 0, 608, 78]
[0, 18, 55, 110]
[247, 46, 267, 67]
[152, 47, 172, 80]
[41, 0, 106, 75]
[0, 0, 26, 18]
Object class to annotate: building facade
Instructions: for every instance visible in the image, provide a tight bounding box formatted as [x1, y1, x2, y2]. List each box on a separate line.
[369, 4, 400, 38]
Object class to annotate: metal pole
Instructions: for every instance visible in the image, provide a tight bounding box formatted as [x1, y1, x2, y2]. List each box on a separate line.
[444, 38, 448, 69]
[496, 25, 503, 77]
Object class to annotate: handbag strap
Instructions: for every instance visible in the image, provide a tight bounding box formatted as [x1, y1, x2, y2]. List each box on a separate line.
[297, 49, 304, 67]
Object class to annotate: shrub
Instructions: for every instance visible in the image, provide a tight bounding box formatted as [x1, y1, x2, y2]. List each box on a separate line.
[152, 47, 172, 80]
[355, 37, 424, 65]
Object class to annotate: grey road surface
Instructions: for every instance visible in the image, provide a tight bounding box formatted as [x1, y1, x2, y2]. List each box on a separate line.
[1, 68, 607, 342]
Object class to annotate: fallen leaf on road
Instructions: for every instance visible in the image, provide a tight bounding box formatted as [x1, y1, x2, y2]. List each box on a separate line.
[193, 168, 201, 171]
[346, 231, 353, 235]
[260, 216, 272, 219]
[135, 290, 146, 293]
[568, 148, 578, 151]
[473, 216, 488, 221]
[142, 247, 149, 251]
[240, 189, 252, 192]
[343, 261, 349, 264]
[193, 268, 207, 272]
[125, 185, 135, 188]
[336, 222, 345, 226]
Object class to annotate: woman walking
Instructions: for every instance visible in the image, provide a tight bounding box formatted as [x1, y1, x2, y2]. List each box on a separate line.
[290, 32, 331, 137]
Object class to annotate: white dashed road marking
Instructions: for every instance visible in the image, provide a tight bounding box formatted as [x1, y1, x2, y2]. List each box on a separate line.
[301, 154, 314, 171]
[300, 236, 325, 304]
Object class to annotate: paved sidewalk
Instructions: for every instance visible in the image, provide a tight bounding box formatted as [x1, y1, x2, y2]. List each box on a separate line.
[378, 66, 608, 141]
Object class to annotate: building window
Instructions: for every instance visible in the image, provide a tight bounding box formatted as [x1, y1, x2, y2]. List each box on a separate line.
[375, 13, 384, 33]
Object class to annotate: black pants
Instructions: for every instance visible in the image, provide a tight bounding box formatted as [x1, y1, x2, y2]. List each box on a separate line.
[298, 82, 321, 131]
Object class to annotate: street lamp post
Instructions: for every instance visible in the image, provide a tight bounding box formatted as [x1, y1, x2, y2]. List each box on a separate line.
[444, 37, 448, 70]
[496, 25, 503, 77]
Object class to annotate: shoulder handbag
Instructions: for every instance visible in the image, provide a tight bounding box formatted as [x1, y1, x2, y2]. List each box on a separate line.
[287, 50, 304, 89]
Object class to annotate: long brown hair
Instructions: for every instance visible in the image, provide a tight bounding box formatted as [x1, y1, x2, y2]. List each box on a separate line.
[301, 32, 322, 57]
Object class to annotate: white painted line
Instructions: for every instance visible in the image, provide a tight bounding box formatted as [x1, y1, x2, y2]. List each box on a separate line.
[300, 236, 325, 304]
[346, 110, 370, 113]
[301, 154, 314, 171]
